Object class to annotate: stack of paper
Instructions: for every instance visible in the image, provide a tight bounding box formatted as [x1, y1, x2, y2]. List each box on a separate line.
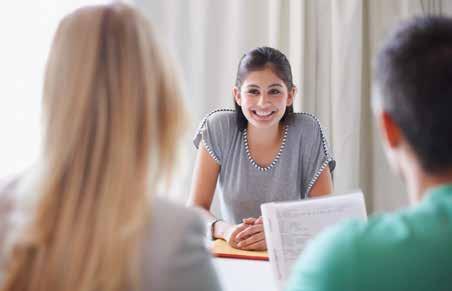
[262, 191, 367, 290]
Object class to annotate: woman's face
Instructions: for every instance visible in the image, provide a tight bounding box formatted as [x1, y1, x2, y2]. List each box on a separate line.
[234, 67, 294, 129]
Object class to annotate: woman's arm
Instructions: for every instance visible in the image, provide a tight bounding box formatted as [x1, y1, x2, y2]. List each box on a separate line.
[188, 143, 239, 241]
[232, 167, 334, 251]
[308, 167, 333, 197]
[235, 167, 334, 250]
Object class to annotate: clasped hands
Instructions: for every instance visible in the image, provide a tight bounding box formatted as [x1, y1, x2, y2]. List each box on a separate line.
[225, 216, 267, 251]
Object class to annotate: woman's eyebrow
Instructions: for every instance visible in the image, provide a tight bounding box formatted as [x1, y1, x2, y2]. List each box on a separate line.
[267, 83, 283, 88]
[245, 84, 260, 89]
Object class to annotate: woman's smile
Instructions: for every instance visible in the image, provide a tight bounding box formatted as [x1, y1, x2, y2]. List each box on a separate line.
[251, 109, 277, 121]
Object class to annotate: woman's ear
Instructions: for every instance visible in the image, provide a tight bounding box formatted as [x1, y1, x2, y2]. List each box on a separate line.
[287, 86, 296, 106]
[233, 86, 241, 106]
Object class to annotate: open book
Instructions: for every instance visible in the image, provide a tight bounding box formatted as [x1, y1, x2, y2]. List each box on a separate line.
[261, 191, 367, 290]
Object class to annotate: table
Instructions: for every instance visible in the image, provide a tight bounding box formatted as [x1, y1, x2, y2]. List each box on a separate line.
[213, 257, 278, 291]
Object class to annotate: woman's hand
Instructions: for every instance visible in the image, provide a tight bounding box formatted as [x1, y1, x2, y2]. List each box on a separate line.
[234, 216, 267, 251]
[224, 223, 250, 248]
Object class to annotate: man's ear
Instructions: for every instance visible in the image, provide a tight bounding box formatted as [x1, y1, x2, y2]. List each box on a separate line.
[379, 111, 402, 148]
[233, 87, 241, 106]
[287, 86, 297, 106]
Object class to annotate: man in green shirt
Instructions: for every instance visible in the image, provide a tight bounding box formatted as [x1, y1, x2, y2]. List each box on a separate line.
[287, 16, 452, 291]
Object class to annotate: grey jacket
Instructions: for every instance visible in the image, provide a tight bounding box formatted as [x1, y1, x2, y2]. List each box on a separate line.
[0, 175, 222, 291]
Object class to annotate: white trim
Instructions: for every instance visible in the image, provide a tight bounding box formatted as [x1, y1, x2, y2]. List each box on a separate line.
[295, 112, 333, 160]
[202, 139, 220, 165]
[194, 108, 235, 164]
[195, 108, 235, 142]
[294, 112, 335, 198]
[243, 125, 289, 172]
[304, 158, 334, 198]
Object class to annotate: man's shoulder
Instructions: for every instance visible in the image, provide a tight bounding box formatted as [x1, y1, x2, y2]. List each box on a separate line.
[288, 196, 452, 291]
[309, 208, 448, 274]
[294, 210, 422, 273]
[316, 210, 420, 258]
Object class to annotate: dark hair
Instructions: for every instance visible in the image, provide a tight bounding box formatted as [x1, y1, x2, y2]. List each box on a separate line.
[234, 47, 294, 131]
[375, 16, 452, 173]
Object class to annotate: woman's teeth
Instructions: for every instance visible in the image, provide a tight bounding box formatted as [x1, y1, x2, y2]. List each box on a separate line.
[254, 110, 273, 117]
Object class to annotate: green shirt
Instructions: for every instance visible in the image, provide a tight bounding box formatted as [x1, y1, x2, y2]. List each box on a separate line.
[286, 184, 452, 291]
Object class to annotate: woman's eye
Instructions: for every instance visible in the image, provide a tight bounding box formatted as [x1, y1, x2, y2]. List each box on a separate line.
[269, 89, 281, 95]
[248, 89, 260, 95]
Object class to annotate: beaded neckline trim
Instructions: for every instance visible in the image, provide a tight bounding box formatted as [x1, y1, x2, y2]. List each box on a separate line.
[243, 124, 289, 172]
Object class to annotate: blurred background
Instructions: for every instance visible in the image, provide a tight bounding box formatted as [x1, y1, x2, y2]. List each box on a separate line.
[1, 0, 450, 214]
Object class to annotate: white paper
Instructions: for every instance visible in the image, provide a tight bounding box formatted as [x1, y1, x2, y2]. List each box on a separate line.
[261, 191, 367, 290]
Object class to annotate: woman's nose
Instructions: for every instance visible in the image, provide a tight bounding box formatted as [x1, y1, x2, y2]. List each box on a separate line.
[257, 93, 269, 106]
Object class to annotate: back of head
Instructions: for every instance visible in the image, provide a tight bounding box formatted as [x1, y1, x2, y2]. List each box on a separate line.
[2, 3, 185, 291]
[375, 16, 452, 174]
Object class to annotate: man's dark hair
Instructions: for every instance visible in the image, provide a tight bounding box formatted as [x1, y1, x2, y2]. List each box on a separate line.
[234, 47, 294, 131]
[375, 16, 452, 173]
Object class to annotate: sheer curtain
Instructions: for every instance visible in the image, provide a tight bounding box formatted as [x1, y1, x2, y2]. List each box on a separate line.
[3, 1, 448, 212]
[135, 0, 450, 213]
[0, 0, 112, 180]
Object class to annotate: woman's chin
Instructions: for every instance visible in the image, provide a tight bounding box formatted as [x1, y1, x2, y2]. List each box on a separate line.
[247, 118, 279, 129]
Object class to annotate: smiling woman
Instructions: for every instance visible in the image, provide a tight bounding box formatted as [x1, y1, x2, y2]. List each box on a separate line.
[188, 47, 336, 252]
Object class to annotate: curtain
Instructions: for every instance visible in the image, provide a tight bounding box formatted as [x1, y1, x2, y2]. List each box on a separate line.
[135, 0, 449, 213]
[0, 0, 111, 180]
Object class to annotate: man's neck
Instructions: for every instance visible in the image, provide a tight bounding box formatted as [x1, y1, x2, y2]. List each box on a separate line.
[405, 164, 452, 203]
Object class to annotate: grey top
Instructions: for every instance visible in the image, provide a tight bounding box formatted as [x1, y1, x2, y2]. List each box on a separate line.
[194, 109, 336, 224]
[0, 173, 221, 291]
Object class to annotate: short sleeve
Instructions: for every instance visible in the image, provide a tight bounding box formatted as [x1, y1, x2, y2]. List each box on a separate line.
[285, 220, 363, 291]
[300, 114, 336, 198]
[193, 110, 235, 165]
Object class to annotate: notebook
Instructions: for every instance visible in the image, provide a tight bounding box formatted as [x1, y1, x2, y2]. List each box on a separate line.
[211, 239, 269, 261]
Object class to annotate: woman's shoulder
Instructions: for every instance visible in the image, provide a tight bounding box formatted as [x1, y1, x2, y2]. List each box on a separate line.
[150, 196, 203, 232]
[0, 176, 20, 224]
[289, 112, 334, 163]
[145, 196, 206, 258]
[291, 112, 324, 131]
[199, 108, 236, 129]
[0, 175, 22, 268]
[142, 197, 220, 291]
[0, 176, 20, 196]
[193, 108, 239, 154]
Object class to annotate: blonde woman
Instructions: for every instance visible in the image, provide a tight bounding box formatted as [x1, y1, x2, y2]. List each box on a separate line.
[0, 3, 221, 291]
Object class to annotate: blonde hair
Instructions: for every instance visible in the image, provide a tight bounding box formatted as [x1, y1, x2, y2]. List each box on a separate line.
[1, 3, 185, 291]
